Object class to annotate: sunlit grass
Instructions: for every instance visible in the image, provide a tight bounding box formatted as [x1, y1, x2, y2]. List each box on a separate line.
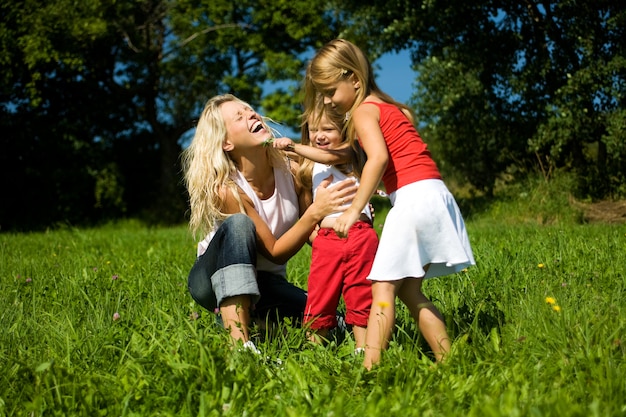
[1, 212, 625, 416]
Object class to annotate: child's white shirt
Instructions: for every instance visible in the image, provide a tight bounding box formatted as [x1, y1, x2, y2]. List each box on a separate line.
[312, 163, 372, 220]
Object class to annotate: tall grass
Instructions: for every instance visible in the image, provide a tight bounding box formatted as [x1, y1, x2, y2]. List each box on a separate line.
[1, 191, 625, 416]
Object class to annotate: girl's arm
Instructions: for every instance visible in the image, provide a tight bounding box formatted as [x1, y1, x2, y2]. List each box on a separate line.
[332, 104, 389, 238]
[222, 176, 357, 265]
[273, 137, 352, 165]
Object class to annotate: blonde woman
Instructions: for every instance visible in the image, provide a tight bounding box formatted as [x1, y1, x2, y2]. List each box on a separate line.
[181, 94, 357, 353]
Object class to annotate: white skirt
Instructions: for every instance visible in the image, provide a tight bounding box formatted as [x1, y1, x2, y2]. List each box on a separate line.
[367, 179, 475, 281]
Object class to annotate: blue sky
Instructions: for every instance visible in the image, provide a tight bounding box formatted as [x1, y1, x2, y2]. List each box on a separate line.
[373, 50, 415, 104]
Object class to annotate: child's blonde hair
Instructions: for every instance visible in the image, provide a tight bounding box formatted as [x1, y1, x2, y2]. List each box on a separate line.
[181, 94, 287, 238]
[305, 39, 415, 154]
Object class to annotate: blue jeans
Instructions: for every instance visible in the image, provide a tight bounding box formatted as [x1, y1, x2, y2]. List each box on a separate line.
[187, 214, 306, 322]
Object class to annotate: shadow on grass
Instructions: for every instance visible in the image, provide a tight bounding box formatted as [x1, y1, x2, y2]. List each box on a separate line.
[448, 296, 506, 342]
[393, 296, 506, 361]
[454, 194, 494, 221]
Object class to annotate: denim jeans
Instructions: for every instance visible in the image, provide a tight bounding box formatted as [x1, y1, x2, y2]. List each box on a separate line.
[187, 213, 306, 322]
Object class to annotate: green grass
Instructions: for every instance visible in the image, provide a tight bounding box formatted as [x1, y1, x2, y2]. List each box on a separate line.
[1, 196, 625, 416]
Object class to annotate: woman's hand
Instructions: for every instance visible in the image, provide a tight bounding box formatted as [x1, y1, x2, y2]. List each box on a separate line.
[313, 175, 357, 219]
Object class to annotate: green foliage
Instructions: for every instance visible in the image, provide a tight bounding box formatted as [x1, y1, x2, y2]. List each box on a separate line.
[470, 171, 585, 225]
[531, 55, 626, 199]
[1, 0, 339, 230]
[339, 0, 626, 199]
[261, 86, 305, 133]
[170, 0, 336, 104]
[91, 163, 127, 217]
[1, 200, 625, 415]
[1, 0, 111, 105]
[2, 0, 625, 231]
[414, 54, 523, 195]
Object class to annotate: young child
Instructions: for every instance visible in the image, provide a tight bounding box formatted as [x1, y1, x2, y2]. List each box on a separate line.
[304, 39, 476, 369]
[274, 103, 377, 351]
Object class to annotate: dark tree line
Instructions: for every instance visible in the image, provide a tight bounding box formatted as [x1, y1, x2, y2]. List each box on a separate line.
[338, 0, 626, 197]
[1, 0, 624, 231]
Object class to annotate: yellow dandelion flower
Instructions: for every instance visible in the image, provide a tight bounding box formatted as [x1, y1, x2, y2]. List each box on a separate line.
[545, 296, 556, 305]
[538, 263, 545, 268]
[552, 305, 561, 312]
[378, 301, 390, 308]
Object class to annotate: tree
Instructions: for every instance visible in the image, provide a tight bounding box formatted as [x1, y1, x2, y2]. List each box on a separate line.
[1, 0, 134, 229]
[338, 0, 626, 198]
[10, 1, 621, 230]
[0, 0, 340, 230]
[116, 0, 342, 220]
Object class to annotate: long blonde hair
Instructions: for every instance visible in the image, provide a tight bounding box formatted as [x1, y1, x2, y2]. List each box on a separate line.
[181, 94, 286, 238]
[305, 39, 415, 153]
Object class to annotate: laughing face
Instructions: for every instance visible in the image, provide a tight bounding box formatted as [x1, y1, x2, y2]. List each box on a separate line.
[308, 113, 343, 150]
[221, 100, 270, 148]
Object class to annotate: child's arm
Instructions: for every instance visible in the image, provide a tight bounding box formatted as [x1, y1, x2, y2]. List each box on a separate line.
[333, 104, 388, 238]
[273, 137, 352, 165]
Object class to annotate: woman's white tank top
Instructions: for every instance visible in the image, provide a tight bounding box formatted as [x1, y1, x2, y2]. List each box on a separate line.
[198, 163, 298, 277]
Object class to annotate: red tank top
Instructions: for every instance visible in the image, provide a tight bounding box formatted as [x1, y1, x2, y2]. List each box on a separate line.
[360, 101, 441, 194]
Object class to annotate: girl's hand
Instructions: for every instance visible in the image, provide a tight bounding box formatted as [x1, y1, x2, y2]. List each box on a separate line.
[333, 209, 361, 238]
[272, 137, 295, 151]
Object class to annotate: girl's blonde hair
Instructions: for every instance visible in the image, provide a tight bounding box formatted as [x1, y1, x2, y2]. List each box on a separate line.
[297, 117, 316, 192]
[181, 94, 286, 238]
[305, 39, 415, 155]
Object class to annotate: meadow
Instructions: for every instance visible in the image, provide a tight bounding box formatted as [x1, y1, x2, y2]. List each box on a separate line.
[1, 180, 625, 416]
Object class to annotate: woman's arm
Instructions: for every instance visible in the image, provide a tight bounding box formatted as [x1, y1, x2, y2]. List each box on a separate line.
[222, 178, 357, 265]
